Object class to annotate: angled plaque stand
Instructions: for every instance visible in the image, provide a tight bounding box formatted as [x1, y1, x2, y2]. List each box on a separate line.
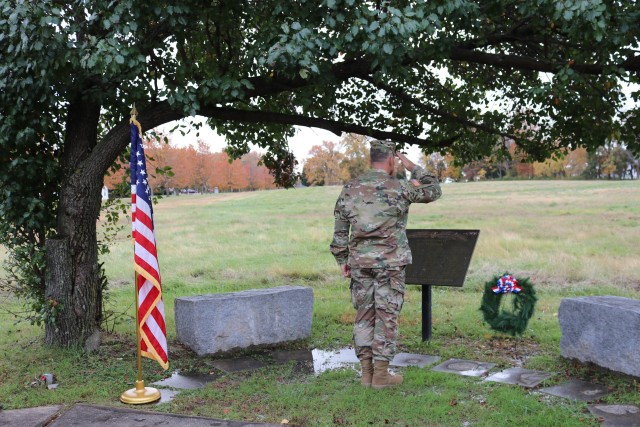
[405, 229, 480, 341]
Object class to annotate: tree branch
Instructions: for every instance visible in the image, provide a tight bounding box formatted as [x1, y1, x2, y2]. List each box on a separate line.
[91, 101, 184, 178]
[449, 47, 640, 74]
[198, 106, 458, 149]
[360, 76, 518, 141]
[459, 22, 540, 50]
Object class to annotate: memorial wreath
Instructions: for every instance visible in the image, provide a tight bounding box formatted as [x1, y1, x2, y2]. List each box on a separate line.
[480, 273, 537, 336]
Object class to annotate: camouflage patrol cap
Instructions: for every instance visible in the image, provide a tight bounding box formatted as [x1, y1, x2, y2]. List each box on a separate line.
[369, 139, 396, 154]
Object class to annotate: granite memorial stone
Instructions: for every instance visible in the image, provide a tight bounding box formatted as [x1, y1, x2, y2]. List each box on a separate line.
[175, 286, 313, 356]
[559, 296, 640, 377]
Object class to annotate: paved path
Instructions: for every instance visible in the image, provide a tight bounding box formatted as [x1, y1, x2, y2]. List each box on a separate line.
[0, 404, 280, 427]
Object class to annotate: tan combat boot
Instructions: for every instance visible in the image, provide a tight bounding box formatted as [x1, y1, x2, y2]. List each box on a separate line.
[360, 358, 374, 387]
[372, 360, 403, 389]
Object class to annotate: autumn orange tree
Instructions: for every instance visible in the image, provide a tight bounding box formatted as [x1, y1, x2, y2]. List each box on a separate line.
[304, 141, 345, 186]
[303, 133, 371, 185]
[241, 152, 278, 191]
[106, 138, 276, 194]
[340, 134, 370, 181]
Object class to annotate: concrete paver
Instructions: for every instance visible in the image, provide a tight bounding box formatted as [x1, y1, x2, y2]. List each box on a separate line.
[0, 405, 62, 427]
[539, 379, 610, 402]
[588, 404, 640, 427]
[0, 404, 280, 427]
[432, 358, 496, 377]
[47, 404, 280, 427]
[390, 352, 441, 368]
[485, 367, 553, 388]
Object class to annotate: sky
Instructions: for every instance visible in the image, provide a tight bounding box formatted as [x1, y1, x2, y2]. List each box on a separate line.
[158, 117, 338, 162]
[157, 116, 423, 165]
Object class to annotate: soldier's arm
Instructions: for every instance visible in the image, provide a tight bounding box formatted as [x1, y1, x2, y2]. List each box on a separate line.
[329, 199, 350, 266]
[405, 166, 442, 203]
[396, 152, 442, 203]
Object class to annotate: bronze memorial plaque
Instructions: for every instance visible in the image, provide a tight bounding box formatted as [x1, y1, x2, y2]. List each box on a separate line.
[405, 229, 480, 287]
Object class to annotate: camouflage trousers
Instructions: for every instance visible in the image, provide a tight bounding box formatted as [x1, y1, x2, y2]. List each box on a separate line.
[350, 266, 406, 362]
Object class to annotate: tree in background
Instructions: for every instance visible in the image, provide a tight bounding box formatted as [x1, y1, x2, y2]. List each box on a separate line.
[340, 134, 370, 181]
[164, 146, 194, 190]
[533, 154, 567, 178]
[584, 143, 639, 179]
[422, 153, 447, 181]
[2, 1, 639, 347]
[462, 161, 486, 181]
[562, 147, 589, 178]
[605, 145, 638, 179]
[440, 154, 463, 181]
[508, 142, 535, 179]
[192, 140, 212, 193]
[241, 152, 277, 191]
[304, 133, 372, 185]
[112, 139, 277, 193]
[421, 143, 635, 181]
[305, 141, 345, 185]
[207, 152, 248, 192]
[147, 135, 177, 195]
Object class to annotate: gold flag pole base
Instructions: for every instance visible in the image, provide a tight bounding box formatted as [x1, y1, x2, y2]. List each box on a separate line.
[120, 380, 161, 404]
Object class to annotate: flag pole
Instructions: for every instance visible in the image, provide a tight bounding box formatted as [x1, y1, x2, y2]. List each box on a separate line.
[120, 275, 161, 404]
[120, 106, 161, 405]
[135, 272, 143, 384]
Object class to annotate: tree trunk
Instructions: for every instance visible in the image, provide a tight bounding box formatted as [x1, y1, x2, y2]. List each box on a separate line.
[44, 237, 77, 345]
[45, 176, 104, 347]
[44, 97, 103, 348]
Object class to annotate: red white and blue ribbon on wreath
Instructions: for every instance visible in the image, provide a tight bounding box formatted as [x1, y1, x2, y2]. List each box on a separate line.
[492, 274, 522, 294]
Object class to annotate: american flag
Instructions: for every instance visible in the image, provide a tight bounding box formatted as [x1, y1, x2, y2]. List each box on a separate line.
[130, 119, 169, 370]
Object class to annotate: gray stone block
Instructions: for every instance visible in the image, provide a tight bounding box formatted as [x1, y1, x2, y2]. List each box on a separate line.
[559, 296, 640, 378]
[175, 286, 313, 356]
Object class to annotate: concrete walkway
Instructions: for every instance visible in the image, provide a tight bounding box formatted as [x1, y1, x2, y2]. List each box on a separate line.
[0, 404, 280, 427]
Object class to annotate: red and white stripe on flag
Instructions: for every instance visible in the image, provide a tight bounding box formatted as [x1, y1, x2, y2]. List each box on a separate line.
[131, 120, 168, 370]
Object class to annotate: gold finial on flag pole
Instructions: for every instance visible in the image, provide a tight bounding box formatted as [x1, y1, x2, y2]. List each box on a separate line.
[130, 103, 142, 132]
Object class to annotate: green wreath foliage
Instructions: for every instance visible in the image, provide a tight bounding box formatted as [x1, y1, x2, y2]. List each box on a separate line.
[480, 274, 537, 336]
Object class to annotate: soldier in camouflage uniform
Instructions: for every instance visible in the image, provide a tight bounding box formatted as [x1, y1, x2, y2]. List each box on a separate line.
[330, 139, 442, 389]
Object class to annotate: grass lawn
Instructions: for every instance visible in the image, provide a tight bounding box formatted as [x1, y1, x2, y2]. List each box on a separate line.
[1, 180, 639, 426]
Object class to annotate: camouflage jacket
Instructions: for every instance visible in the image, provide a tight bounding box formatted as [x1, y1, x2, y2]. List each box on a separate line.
[330, 166, 442, 268]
